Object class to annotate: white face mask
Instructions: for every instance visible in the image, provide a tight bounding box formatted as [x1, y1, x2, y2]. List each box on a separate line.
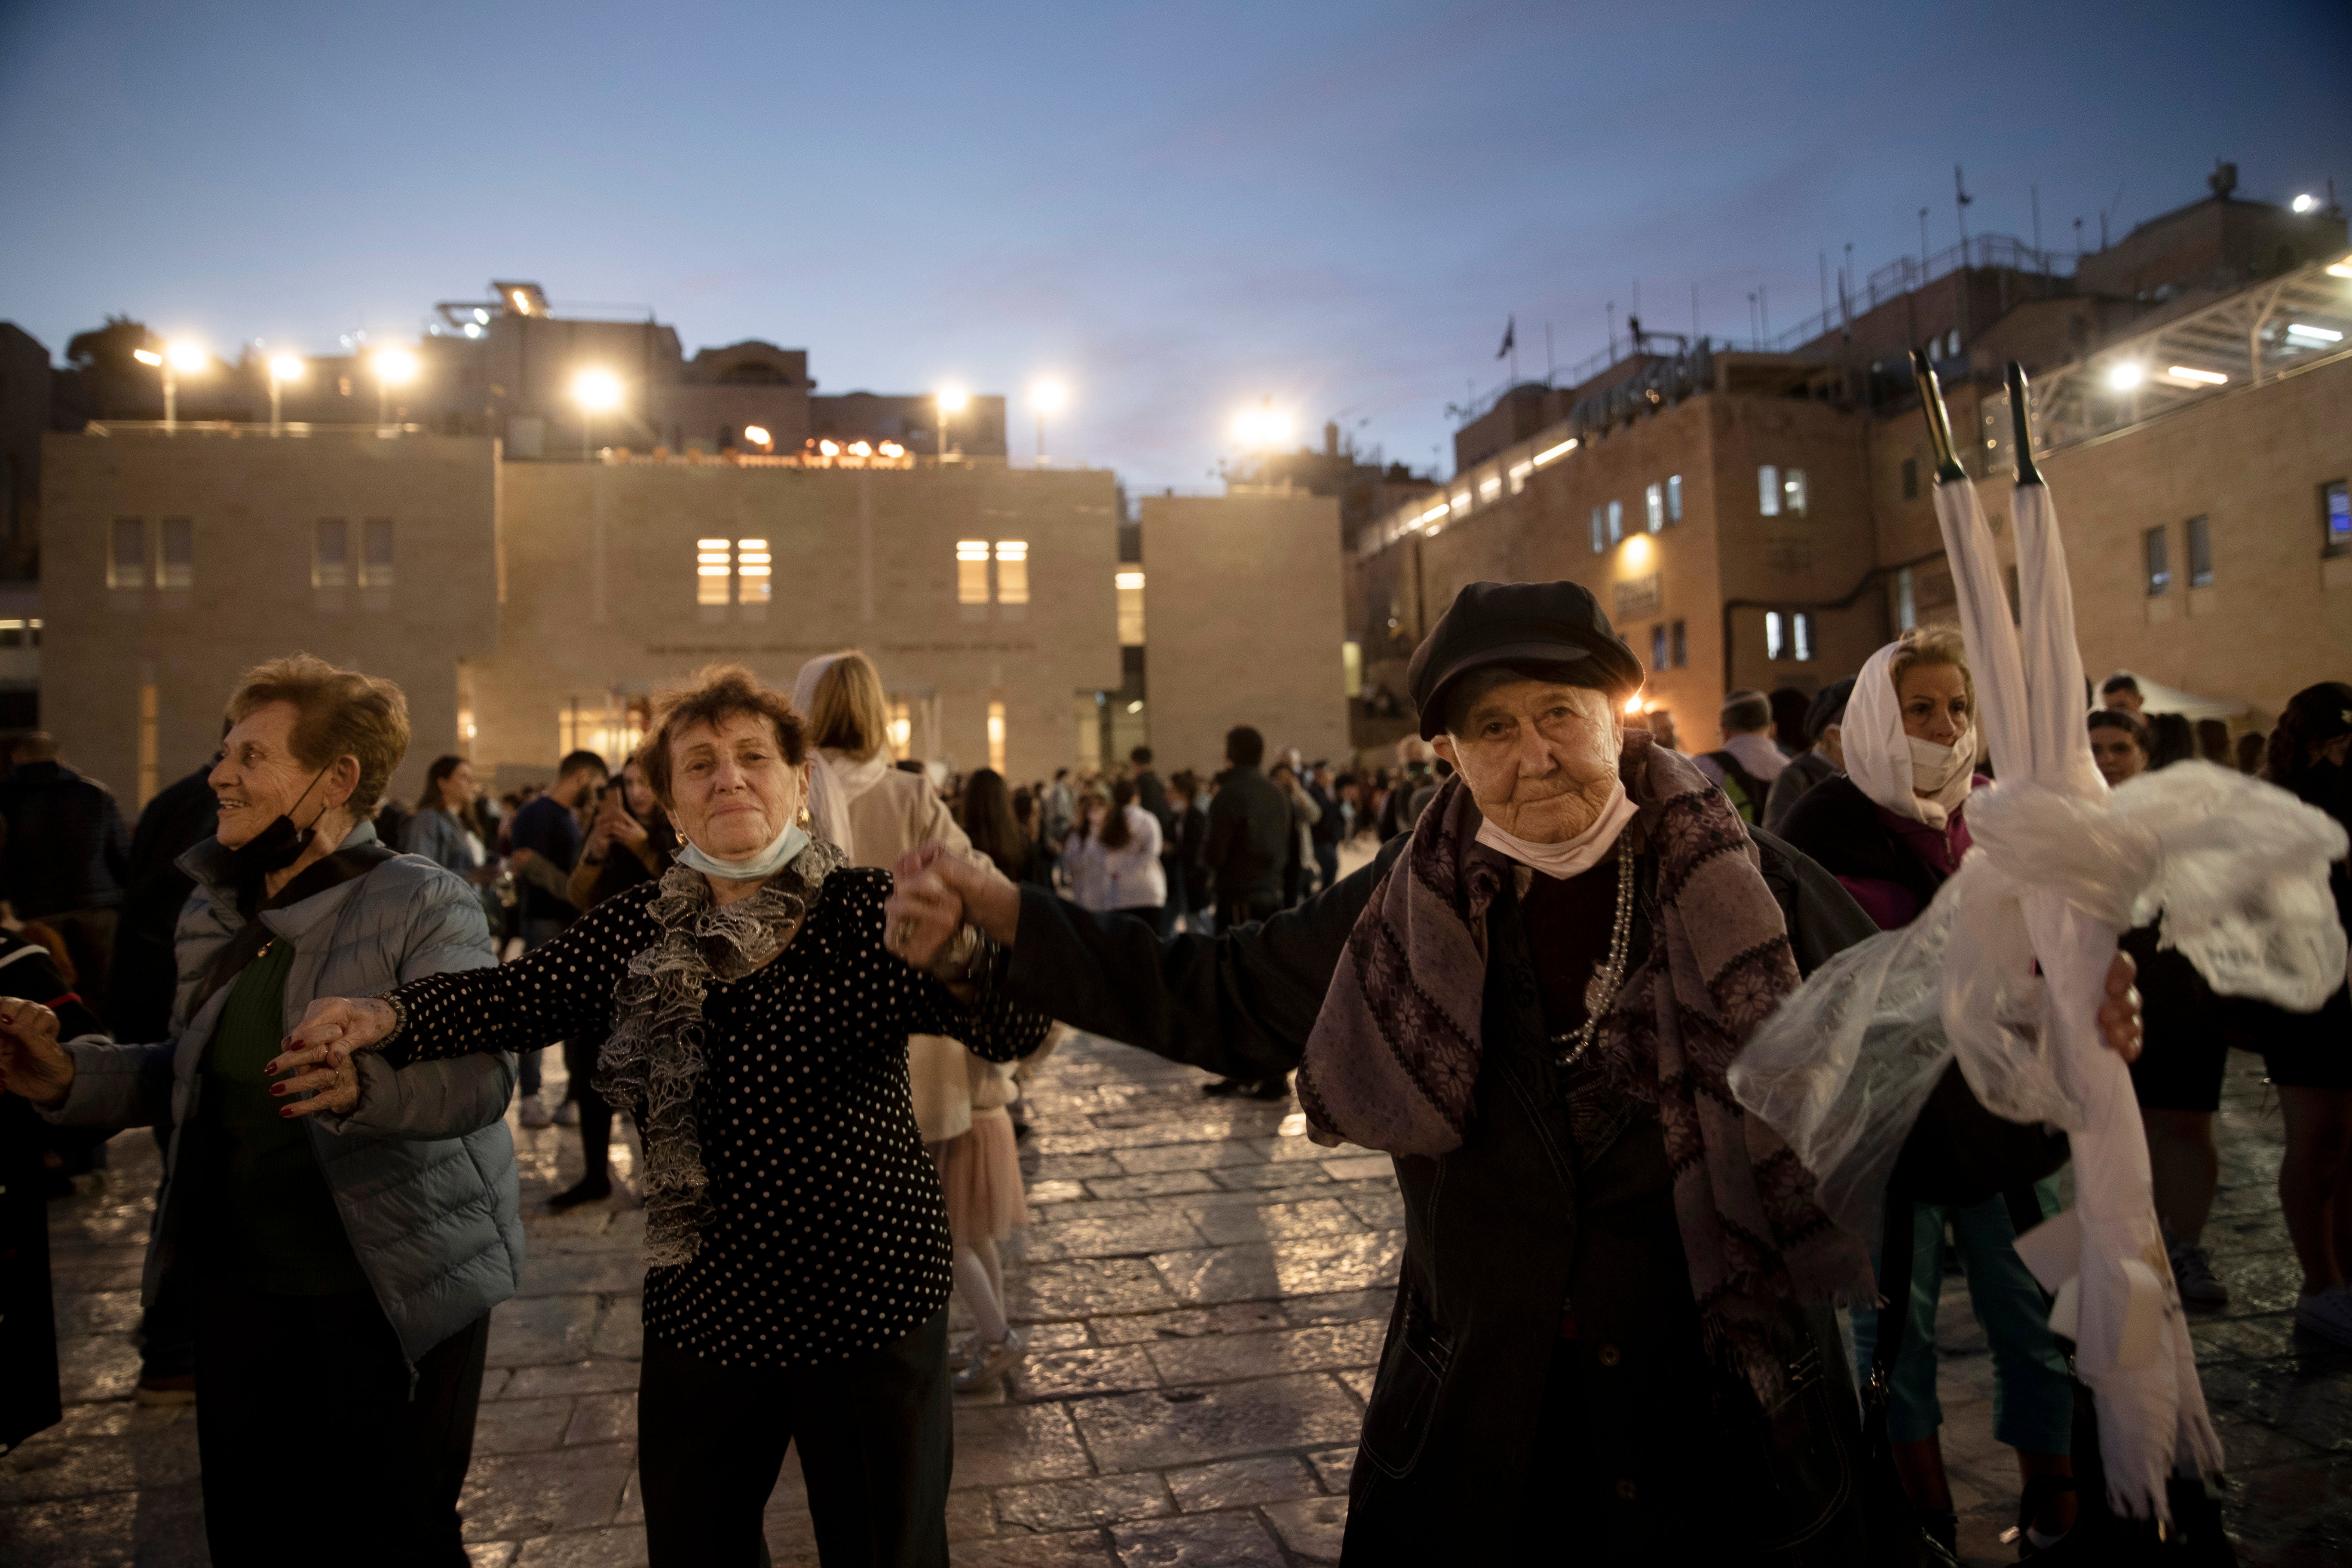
[675, 820, 810, 882]
[1907, 727, 1975, 794]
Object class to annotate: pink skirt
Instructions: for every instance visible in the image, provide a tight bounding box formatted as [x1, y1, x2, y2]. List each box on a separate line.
[938, 1108, 1027, 1244]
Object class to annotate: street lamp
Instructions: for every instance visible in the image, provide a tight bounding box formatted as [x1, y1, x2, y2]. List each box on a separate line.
[1231, 401, 1295, 483]
[268, 354, 303, 433]
[935, 386, 968, 465]
[573, 368, 621, 460]
[140, 341, 207, 428]
[1031, 379, 1067, 466]
[743, 424, 772, 452]
[372, 347, 418, 426]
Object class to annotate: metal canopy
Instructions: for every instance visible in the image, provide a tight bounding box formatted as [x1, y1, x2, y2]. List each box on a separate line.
[2031, 252, 2352, 454]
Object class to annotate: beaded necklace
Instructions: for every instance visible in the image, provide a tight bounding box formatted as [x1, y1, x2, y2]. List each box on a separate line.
[1548, 833, 1637, 1071]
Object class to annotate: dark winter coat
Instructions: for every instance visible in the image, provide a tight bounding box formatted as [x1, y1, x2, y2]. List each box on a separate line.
[0, 760, 133, 918]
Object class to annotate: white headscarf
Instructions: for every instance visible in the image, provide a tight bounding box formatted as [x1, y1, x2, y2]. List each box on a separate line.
[1843, 640, 1978, 830]
[791, 652, 894, 858]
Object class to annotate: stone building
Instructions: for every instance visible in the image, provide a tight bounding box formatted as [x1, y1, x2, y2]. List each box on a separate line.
[37, 422, 1346, 807]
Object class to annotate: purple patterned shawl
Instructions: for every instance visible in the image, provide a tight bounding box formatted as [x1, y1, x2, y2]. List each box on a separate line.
[1294, 729, 1873, 1397]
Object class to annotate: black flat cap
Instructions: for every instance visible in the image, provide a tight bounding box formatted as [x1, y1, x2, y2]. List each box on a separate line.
[1407, 580, 1645, 740]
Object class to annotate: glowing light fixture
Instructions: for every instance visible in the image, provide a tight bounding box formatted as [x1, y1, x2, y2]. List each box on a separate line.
[1623, 692, 1645, 715]
[936, 386, 969, 414]
[743, 425, 771, 447]
[1031, 380, 1067, 414]
[1533, 438, 1577, 466]
[1232, 405, 1295, 447]
[269, 355, 304, 382]
[2285, 322, 2343, 343]
[2294, 193, 2321, 214]
[133, 348, 163, 366]
[1622, 534, 1653, 568]
[1416, 502, 1449, 526]
[819, 439, 841, 456]
[1115, 570, 1145, 590]
[878, 441, 905, 458]
[374, 348, 418, 385]
[848, 440, 871, 457]
[167, 342, 208, 372]
[2329, 260, 2352, 279]
[571, 368, 620, 410]
[2105, 361, 2145, 390]
[2162, 365, 2228, 386]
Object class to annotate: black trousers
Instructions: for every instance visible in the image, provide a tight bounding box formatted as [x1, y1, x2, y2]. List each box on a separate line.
[564, 1034, 615, 1180]
[638, 1310, 951, 1568]
[194, 1271, 487, 1567]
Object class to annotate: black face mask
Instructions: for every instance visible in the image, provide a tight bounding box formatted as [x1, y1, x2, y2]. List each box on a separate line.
[223, 766, 333, 885]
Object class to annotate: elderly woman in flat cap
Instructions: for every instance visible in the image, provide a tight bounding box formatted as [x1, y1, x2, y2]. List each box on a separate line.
[885, 579, 2143, 1566]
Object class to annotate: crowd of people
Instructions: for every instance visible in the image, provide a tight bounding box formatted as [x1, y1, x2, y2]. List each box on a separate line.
[0, 579, 2340, 1563]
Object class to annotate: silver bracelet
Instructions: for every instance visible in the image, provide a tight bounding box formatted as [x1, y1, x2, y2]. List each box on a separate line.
[369, 989, 410, 1050]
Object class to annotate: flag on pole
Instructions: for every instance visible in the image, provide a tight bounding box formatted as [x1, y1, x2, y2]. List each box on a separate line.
[1495, 316, 1515, 360]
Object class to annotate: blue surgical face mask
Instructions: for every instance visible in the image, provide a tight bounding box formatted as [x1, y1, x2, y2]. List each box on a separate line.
[674, 819, 810, 882]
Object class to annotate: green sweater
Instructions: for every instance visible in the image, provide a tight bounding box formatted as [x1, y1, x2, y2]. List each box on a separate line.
[197, 939, 370, 1295]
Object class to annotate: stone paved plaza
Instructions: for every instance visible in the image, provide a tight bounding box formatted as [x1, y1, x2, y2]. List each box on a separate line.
[6, 1035, 2349, 1565]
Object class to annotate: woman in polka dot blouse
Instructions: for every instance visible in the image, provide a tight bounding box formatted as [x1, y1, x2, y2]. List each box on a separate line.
[273, 665, 1049, 1568]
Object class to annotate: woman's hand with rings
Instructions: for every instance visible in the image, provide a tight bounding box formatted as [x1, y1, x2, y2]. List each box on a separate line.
[0, 996, 73, 1106]
[263, 996, 398, 1118]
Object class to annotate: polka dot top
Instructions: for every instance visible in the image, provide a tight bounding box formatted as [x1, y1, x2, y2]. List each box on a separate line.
[391, 866, 1045, 1368]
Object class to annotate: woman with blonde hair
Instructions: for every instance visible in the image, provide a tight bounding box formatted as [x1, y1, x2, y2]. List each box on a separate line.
[1778, 625, 2079, 1557]
[791, 649, 1031, 1390]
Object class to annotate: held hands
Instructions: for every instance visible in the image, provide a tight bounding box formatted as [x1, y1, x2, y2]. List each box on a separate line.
[2098, 948, 2144, 1064]
[262, 996, 399, 1119]
[885, 844, 1022, 974]
[0, 996, 73, 1106]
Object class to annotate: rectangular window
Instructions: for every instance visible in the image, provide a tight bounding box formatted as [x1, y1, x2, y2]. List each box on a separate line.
[2144, 525, 2170, 596]
[887, 698, 913, 760]
[987, 700, 1007, 774]
[1759, 465, 1781, 517]
[2186, 515, 2213, 588]
[1645, 483, 1664, 533]
[1901, 457, 1919, 501]
[737, 537, 772, 605]
[1792, 611, 1813, 662]
[1651, 625, 1667, 670]
[1765, 610, 1785, 660]
[1784, 468, 1808, 515]
[313, 519, 350, 588]
[1896, 567, 1917, 631]
[1670, 619, 1687, 669]
[109, 517, 146, 589]
[993, 540, 1029, 605]
[157, 517, 192, 589]
[956, 540, 991, 605]
[1666, 474, 1682, 524]
[698, 537, 733, 605]
[1115, 570, 1145, 646]
[1607, 499, 1623, 544]
[1590, 506, 1606, 554]
[2324, 480, 2351, 557]
[359, 518, 393, 588]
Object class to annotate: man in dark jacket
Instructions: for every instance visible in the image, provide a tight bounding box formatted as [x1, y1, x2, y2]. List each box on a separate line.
[0, 734, 132, 1016]
[505, 748, 605, 1126]
[1199, 726, 1295, 1099]
[888, 579, 2145, 1565]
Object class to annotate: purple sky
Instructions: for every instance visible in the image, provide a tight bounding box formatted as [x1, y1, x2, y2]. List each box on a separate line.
[4, 0, 2347, 489]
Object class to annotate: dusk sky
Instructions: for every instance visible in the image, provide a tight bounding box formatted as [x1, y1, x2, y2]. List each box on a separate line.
[5, 0, 2348, 492]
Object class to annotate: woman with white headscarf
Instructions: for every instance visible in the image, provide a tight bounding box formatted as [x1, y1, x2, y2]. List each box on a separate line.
[1776, 626, 2081, 1559]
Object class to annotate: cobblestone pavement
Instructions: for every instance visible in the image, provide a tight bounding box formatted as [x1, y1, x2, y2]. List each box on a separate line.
[8, 1038, 2347, 1565]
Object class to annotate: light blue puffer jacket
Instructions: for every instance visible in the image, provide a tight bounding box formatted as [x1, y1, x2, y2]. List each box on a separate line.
[44, 822, 523, 1371]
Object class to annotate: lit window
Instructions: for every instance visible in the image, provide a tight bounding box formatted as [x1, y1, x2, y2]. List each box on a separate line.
[1590, 507, 1605, 554]
[1784, 468, 1808, 515]
[698, 536, 732, 606]
[987, 701, 1007, 774]
[737, 537, 771, 605]
[1479, 476, 1501, 503]
[887, 699, 913, 760]
[158, 518, 193, 589]
[1651, 625, 1667, 668]
[1670, 619, 1687, 668]
[1896, 567, 1917, 631]
[1765, 610, 1785, 660]
[1607, 499, 1623, 544]
[1342, 640, 1363, 698]
[1792, 611, 1813, 662]
[2186, 515, 2212, 588]
[957, 540, 990, 605]
[994, 540, 1029, 605]
[2144, 526, 2170, 596]
[1645, 483, 1664, 533]
[1508, 461, 1532, 495]
[1759, 465, 1781, 517]
[1666, 474, 1682, 524]
[314, 519, 350, 588]
[1116, 570, 1145, 646]
[2324, 480, 2351, 557]
[359, 518, 393, 588]
[109, 517, 146, 589]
